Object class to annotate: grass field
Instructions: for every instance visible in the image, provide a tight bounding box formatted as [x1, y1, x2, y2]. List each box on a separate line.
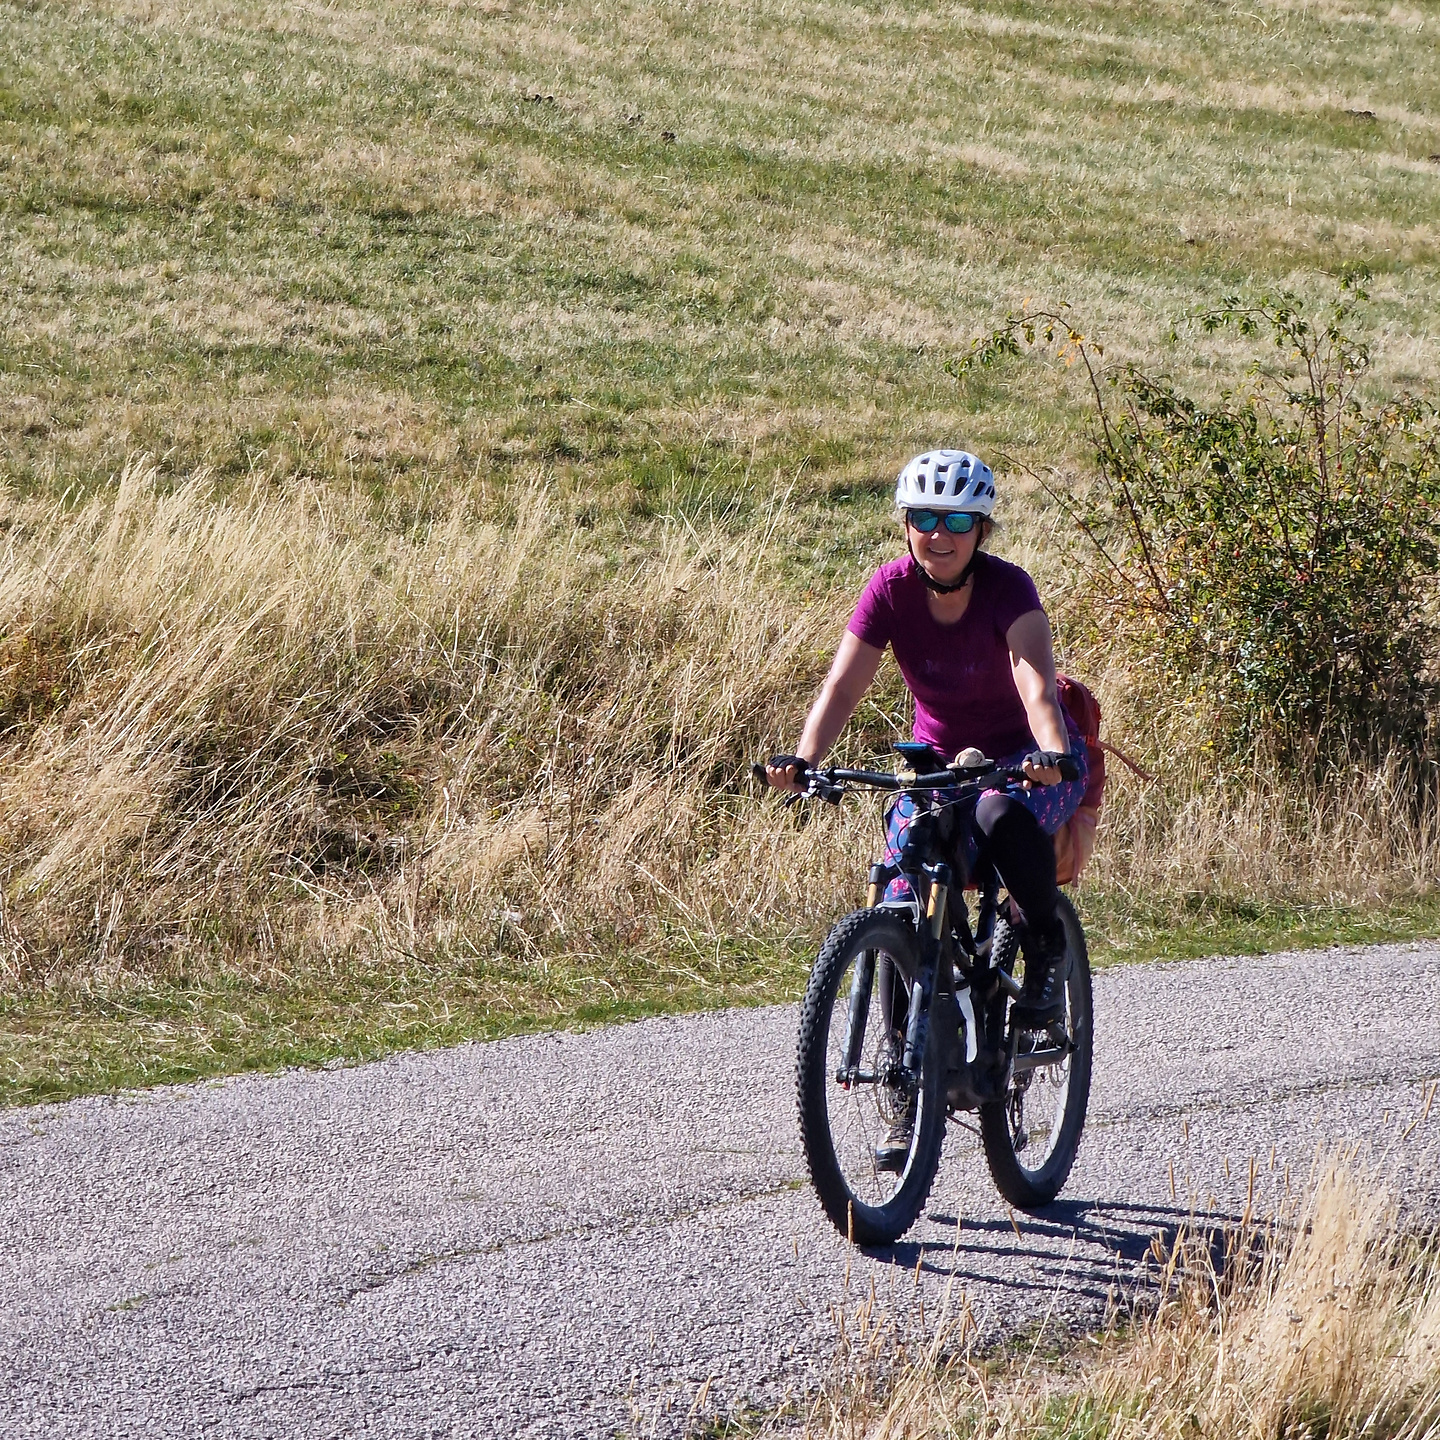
[4, 0, 1440, 1101]
[7, 0, 1440, 503]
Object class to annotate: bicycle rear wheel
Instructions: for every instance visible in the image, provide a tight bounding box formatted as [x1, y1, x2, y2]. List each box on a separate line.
[796, 909, 945, 1245]
[980, 893, 1092, 1209]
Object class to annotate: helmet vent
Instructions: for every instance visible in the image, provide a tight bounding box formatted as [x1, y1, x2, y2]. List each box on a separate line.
[894, 448, 995, 518]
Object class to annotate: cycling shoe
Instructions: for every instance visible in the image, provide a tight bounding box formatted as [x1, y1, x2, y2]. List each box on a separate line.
[1011, 923, 1067, 1028]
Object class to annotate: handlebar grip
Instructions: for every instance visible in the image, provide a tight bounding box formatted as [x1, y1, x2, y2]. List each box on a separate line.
[750, 762, 769, 784]
[914, 769, 960, 788]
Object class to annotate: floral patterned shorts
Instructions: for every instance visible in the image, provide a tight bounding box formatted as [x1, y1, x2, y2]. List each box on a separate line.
[881, 743, 1089, 900]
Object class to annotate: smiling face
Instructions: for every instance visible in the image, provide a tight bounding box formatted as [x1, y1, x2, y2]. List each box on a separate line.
[906, 513, 985, 585]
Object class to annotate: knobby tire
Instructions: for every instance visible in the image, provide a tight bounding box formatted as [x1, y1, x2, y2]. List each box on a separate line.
[979, 893, 1093, 1209]
[795, 909, 945, 1245]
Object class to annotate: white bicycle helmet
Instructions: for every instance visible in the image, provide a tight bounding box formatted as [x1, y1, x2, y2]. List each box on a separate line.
[893, 449, 996, 516]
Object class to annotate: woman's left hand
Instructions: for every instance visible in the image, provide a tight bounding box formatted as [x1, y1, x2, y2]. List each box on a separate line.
[1007, 614, 1076, 791]
[1021, 750, 1077, 788]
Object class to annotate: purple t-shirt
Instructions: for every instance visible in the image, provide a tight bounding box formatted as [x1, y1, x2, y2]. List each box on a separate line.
[847, 552, 1045, 761]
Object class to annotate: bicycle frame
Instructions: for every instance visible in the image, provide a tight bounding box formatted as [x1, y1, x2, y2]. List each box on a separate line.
[758, 749, 1076, 1110]
[823, 766, 1011, 1111]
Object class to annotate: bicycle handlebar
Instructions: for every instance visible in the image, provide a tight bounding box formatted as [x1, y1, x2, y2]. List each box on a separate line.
[751, 758, 1030, 804]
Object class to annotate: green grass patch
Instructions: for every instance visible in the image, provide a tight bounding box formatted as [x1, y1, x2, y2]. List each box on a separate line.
[8, 895, 1438, 1108]
[1082, 889, 1440, 967]
[0, 938, 813, 1107]
[3, 0, 1440, 501]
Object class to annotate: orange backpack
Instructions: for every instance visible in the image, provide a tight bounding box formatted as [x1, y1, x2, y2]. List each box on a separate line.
[1054, 675, 1106, 885]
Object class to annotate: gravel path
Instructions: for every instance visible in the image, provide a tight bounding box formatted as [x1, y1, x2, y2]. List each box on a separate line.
[5, 941, 1440, 1438]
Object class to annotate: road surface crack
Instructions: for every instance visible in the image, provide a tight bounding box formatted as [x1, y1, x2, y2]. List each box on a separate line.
[336, 1177, 807, 1303]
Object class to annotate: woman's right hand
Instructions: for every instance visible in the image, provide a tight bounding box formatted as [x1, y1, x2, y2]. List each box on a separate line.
[764, 754, 811, 794]
[766, 633, 882, 798]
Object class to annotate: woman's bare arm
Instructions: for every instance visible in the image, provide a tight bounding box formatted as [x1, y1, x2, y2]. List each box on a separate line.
[1006, 609, 1070, 785]
[765, 631, 885, 792]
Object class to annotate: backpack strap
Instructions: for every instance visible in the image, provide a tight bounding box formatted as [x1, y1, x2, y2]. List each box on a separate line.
[1097, 739, 1155, 783]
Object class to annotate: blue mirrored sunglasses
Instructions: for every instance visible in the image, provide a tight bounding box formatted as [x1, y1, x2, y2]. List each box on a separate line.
[905, 509, 981, 534]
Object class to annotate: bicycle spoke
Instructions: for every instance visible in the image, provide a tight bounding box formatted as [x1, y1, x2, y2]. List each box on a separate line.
[824, 950, 914, 1207]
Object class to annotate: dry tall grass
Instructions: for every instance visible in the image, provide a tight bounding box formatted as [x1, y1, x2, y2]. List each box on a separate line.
[799, 1158, 1440, 1440]
[1073, 640, 1440, 913]
[0, 457, 869, 990]
[1, 457, 1437, 1002]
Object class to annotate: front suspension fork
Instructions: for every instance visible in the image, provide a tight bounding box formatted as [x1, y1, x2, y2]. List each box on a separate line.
[902, 862, 951, 1073]
[840, 948, 876, 1078]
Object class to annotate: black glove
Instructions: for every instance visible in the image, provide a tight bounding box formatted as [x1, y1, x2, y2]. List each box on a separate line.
[766, 753, 811, 779]
[1023, 750, 1081, 783]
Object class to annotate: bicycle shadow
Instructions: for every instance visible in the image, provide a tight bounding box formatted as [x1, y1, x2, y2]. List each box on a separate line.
[867, 1195, 1242, 1304]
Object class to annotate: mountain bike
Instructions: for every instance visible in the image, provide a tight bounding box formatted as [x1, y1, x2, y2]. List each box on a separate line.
[759, 743, 1093, 1245]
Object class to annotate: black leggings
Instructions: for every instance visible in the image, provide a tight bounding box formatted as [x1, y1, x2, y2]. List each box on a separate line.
[879, 794, 1062, 1039]
[973, 791, 1062, 944]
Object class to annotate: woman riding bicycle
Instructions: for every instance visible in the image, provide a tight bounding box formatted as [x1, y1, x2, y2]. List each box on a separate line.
[764, 449, 1087, 1037]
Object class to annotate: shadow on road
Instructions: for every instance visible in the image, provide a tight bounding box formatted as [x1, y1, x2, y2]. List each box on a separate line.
[864, 1196, 1245, 1304]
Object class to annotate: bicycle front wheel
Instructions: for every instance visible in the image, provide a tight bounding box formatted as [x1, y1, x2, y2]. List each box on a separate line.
[980, 892, 1093, 1209]
[795, 908, 945, 1245]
